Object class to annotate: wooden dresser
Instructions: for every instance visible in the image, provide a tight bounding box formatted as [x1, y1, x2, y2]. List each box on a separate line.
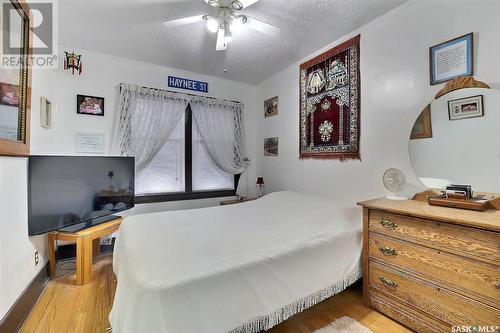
[358, 198, 500, 332]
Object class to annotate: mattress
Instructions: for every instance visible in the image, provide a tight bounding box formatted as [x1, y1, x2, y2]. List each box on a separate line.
[109, 191, 363, 333]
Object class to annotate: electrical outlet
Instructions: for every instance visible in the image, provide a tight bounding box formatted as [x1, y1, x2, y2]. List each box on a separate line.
[34, 251, 39, 266]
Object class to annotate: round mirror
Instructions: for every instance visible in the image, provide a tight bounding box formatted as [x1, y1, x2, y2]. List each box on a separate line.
[409, 86, 500, 193]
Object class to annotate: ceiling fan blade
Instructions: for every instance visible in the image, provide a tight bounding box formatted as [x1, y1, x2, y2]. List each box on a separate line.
[245, 16, 280, 36]
[216, 26, 227, 51]
[163, 14, 204, 27]
[232, 0, 259, 9]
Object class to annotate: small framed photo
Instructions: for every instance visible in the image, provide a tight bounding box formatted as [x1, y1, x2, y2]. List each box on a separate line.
[429, 33, 473, 85]
[264, 96, 278, 118]
[77, 94, 104, 116]
[411, 104, 432, 139]
[264, 137, 278, 156]
[40, 97, 52, 128]
[0, 82, 20, 107]
[448, 95, 484, 120]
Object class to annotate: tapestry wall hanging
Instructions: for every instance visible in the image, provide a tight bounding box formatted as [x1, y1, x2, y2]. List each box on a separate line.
[299, 35, 360, 160]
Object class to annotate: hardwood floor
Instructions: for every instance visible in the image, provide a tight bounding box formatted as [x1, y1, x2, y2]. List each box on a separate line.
[21, 254, 411, 333]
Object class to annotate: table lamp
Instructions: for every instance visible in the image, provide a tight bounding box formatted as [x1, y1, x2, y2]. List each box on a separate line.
[256, 177, 265, 197]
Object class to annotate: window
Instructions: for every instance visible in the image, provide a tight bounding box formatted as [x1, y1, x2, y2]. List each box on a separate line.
[135, 105, 239, 203]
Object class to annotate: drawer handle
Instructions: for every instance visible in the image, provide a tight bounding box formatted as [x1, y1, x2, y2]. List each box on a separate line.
[379, 218, 398, 230]
[495, 282, 500, 289]
[379, 245, 398, 257]
[379, 276, 398, 289]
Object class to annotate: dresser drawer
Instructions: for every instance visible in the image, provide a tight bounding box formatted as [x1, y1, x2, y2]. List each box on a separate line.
[369, 210, 500, 265]
[369, 291, 449, 333]
[369, 263, 500, 327]
[369, 233, 500, 308]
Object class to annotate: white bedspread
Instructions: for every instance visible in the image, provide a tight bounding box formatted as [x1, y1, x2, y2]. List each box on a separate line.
[109, 191, 362, 333]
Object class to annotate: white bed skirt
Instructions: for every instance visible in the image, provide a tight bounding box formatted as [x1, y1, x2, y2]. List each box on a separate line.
[109, 191, 362, 333]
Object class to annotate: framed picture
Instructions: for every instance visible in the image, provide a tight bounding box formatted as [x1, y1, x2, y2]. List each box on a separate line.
[40, 97, 52, 128]
[448, 95, 484, 120]
[0, 83, 20, 107]
[264, 96, 278, 118]
[264, 137, 278, 156]
[77, 94, 105, 116]
[75, 132, 105, 153]
[429, 33, 473, 85]
[410, 104, 432, 139]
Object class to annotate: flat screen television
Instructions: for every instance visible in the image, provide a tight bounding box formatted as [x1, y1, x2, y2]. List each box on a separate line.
[28, 156, 135, 235]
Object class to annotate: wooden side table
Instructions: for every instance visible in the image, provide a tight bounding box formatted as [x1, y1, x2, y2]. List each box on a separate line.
[220, 197, 258, 206]
[47, 218, 122, 286]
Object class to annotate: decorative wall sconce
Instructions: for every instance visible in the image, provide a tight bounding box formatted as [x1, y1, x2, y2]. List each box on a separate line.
[64, 51, 83, 75]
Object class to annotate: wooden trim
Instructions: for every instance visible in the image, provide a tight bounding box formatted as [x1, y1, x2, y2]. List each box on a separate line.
[357, 197, 500, 232]
[0, 263, 49, 333]
[435, 76, 490, 99]
[0, 0, 32, 157]
[362, 207, 370, 307]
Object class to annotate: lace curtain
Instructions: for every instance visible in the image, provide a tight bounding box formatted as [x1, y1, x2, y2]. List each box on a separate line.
[114, 83, 188, 173]
[190, 96, 246, 175]
[113, 83, 247, 176]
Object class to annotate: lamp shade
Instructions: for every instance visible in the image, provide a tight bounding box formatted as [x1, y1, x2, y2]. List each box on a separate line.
[256, 177, 264, 185]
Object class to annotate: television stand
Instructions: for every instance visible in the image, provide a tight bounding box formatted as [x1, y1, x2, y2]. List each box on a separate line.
[47, 216, 123, 286]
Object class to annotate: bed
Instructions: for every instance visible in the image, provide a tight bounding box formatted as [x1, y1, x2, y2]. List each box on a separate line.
[109, 191, 363, 333]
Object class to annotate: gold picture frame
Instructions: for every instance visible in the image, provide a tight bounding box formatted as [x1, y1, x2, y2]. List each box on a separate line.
[0, 0, 32, 157]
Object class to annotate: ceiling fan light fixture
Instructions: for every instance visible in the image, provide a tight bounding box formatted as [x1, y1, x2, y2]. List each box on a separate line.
[231, 0, 243, 10]
[230, 15, 246, 32]
[203, 15, 220, 33]
[231, 0, 259, 10]
[205, 0, 220, 7]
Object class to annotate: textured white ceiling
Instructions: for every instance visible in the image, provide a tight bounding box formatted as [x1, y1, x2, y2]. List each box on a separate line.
[59, 0, 406, 84]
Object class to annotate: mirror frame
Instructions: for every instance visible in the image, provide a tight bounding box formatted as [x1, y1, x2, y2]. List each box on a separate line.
[0, 0, 32, 157]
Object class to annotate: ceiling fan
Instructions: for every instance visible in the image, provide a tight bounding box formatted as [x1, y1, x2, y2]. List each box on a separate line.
[163, 0, 280, 51]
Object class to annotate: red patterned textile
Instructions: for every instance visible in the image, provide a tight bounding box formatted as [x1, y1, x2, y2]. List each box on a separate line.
[299, 35, 360, 160]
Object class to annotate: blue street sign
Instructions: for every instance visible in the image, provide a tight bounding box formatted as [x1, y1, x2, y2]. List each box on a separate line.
[168, 76, 208, 93]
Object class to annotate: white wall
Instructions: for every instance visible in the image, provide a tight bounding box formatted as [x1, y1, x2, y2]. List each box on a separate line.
[255, 0, 500, 202]
[0, 48, 258, 321]
[0, 158, 47, 319]
[410, 88, 500, 192]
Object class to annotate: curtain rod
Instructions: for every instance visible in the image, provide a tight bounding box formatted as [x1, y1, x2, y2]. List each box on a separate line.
[119, 83, 243, 104]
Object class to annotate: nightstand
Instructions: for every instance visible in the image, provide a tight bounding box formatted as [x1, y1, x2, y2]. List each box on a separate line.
[220, 197, 258, 206]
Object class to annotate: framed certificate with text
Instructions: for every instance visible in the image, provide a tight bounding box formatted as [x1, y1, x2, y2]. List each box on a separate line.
[429, 33, 473, 85]
[75, 132, 106, 154]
